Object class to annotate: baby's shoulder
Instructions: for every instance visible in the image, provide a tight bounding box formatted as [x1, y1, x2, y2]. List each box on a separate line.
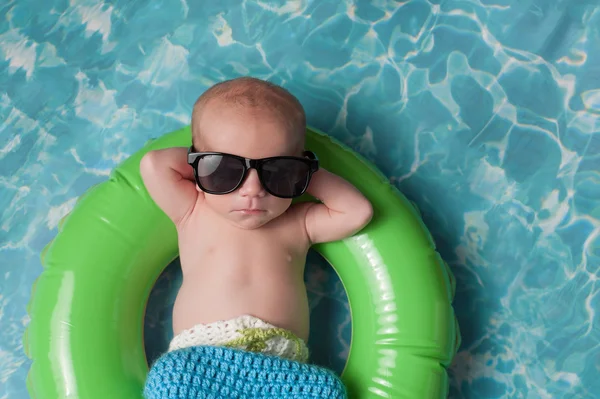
[269, 203, 312, 236]
[280, 202, 312, 223]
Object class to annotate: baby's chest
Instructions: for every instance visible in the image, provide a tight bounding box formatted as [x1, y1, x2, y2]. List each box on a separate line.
[180, 224, 302, 263]
[201, 230, 281, 251]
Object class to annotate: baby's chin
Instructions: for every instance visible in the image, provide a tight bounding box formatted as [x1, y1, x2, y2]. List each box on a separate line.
[227, 212, 277, 230]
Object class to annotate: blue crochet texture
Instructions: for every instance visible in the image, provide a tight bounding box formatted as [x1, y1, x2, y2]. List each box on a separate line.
[144, 346, 347, 399]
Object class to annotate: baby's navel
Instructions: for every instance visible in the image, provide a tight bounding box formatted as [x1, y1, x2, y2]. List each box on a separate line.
[286, 254, 292, 263]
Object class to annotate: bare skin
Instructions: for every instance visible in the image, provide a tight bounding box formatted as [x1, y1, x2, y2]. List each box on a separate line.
[140, 102, 373, 343]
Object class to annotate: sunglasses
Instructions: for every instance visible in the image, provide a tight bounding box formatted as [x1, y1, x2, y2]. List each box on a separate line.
[187, 147, 319, 198]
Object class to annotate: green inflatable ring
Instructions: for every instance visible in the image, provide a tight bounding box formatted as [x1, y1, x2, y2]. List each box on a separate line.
[25, 126, 460, 398]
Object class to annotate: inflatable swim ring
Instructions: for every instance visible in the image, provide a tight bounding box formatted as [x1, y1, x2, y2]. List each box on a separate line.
[24, 126, 460, 398]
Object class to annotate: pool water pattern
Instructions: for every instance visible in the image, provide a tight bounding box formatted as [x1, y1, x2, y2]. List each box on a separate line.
[1, 1, 599, 398]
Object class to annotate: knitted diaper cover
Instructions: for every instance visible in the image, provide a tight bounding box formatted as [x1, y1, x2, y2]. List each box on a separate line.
[168, 315, 309, 363]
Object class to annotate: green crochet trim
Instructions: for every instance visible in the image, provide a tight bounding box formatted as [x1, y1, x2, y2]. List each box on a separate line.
[224, 327, 307, 362]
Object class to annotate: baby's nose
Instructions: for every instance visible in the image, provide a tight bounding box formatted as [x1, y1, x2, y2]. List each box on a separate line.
[239, 169, 265, 197]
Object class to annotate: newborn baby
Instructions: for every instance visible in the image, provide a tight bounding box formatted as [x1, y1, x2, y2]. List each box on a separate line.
[141, 77, 373, 398]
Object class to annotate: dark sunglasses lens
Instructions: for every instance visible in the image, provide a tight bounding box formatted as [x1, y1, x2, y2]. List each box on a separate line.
[261, 159, 311, 197]
[196, 155, 245, 193]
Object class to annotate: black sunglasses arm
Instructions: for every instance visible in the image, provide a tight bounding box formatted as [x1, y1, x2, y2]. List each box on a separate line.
[303, 150, 319, 172]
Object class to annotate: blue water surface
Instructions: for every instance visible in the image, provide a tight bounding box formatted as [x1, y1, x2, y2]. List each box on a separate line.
[1, 1, 599, 398]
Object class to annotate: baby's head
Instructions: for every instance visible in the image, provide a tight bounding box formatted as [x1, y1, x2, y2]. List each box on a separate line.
[190, 77, 307, 229]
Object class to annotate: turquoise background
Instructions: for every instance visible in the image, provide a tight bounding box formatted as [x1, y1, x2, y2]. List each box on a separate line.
[1, 1, 599, 398]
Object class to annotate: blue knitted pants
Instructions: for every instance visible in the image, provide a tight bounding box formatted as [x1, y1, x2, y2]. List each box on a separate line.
[144, 346, 347, 399]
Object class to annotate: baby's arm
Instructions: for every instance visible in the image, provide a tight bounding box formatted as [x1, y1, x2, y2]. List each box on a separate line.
[140, 147, 200, 226]
[302, 168, 373, 244]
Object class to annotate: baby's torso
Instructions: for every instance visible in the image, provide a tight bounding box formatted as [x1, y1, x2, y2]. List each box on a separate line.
[173, 204, 311, 341]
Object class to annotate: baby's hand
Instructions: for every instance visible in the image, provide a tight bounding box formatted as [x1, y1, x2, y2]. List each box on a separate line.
[302, 168, 373, 244]
[140, 147, 199, 226]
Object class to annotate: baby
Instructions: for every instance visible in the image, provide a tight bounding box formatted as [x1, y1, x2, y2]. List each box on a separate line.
[140, 77, 373, 398]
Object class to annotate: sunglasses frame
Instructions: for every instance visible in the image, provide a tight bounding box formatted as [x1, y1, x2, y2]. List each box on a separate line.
[187, 147, 319, 198]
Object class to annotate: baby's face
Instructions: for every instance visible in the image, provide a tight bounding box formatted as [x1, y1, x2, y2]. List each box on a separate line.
[196, 104, 301, 229]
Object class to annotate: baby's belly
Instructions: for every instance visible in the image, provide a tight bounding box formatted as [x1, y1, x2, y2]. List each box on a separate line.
[172, 261, 309, 342]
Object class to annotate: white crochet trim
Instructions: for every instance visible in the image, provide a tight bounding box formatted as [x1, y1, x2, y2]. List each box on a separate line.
[168, 315, 309, 362]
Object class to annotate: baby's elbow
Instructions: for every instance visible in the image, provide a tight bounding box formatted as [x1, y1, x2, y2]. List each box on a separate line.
[354, 198, 374, 231]
[140, 151, 157, 173]
[140, 151, 159, 182]
[363, 199, 374, 225]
